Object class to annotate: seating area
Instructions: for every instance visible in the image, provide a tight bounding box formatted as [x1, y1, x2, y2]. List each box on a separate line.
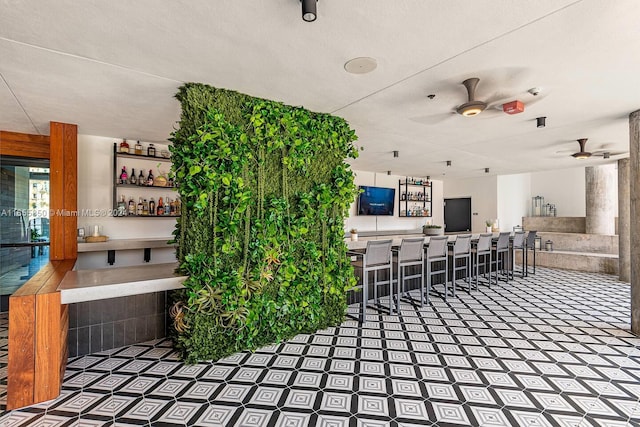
[350, 232, 540, 321]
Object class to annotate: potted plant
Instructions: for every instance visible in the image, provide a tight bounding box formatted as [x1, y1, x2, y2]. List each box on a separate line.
[485, 220, 493, 233]
[350, 228, 358, 241]
[422, 224, 443, 236]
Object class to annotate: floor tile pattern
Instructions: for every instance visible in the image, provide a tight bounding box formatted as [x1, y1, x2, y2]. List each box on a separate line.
[1, 268, 640, 426]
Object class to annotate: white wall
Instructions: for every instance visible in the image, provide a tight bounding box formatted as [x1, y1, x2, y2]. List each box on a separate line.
[497, 173, 531, 231]
[345, 170, 444, 232]
[77, 134, 177, 269]
[444, 175, 498, 233]
[530, 166, 587, 217]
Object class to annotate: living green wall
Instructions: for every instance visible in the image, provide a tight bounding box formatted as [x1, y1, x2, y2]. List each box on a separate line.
[169, 83, 359, 363]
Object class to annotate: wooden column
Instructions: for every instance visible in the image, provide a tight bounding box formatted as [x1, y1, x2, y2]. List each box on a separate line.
[49, 122, 78, 260]
[5, 123, 77, 409]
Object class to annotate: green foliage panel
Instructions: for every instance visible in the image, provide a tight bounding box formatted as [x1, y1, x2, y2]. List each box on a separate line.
[169, 83, 359, 363]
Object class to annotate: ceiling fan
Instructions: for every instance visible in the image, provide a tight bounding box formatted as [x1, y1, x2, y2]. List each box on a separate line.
[561, 138, 628, 160]
[456, 78, 487, 117]
[410, 75, 546, 125]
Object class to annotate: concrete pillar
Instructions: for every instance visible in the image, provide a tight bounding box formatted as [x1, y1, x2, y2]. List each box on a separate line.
[585, 164, 616, 235]
[630, 110, 640, 334]
[618, 158, 630, 282]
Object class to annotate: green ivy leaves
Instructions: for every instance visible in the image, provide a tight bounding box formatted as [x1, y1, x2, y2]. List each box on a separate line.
[169, 83, 359, 363]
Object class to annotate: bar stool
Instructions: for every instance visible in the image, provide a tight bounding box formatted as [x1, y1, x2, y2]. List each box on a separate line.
[491, 232, 511, 283]
[510, 231, 526, 279]
[425, 236, 449, 302]
[348, 240, 393, 322]
[472, 233, 493, 288]
[524, 230, 537, 276]
[449, 235, 472, 294]
[393, 237, 425, 308]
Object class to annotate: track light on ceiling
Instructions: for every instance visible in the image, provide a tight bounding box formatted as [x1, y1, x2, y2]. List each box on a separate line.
[536, 117, 546, 128]
[301, 0, 317, 22]
[485, 168, 490, 173]
[393, 150, 399, 158]
[446, 160, 452, 167]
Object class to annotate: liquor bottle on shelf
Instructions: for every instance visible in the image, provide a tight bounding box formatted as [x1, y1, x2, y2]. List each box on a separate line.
[157, 197, 164, 215]
[128, 197, 135, 216]
[117, 195, 126, 216]
[129, 168, 137, 185]
[164, 198, 170, 215]
[119, 167, 128, 184]
[149, 198, 156, 216]
[138, 169, 145, 186]
[135, 141, 143, 155]
[119, 139, 129, 153]
[142, 199, 149, 216]
[137, 197, 143, 215]
[147, 144, 156, 157]
[169, 198, 175, 215]
[146, 169, 154, 186]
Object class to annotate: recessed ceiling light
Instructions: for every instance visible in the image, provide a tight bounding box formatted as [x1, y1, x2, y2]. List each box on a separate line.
[344, 57, 377, 74]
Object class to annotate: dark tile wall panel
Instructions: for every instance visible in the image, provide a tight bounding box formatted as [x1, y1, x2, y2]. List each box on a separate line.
[67, 291, 167, 358]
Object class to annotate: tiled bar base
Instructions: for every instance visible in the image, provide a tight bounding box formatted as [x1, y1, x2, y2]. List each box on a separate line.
[67, 291, 167, 358]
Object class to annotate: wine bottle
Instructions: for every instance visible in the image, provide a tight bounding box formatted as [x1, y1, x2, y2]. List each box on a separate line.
[149, 198, 156, 216]
[119, 167, 128, 184]
[130, 168, 137, 185]
[147, 169, 154, 186]
[157, 197, 164, 215]
[128, 197, 135, 215]
[164, 198, 170, 215]
[138, 169, 145, 186]
[117, 195, 126, 216]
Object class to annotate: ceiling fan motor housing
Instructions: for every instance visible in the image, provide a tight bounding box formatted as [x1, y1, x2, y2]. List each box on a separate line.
[503, 100, 524, 114]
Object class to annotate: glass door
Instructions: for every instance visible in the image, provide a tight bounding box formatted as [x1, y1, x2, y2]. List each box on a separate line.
[0, 156, 50, 311]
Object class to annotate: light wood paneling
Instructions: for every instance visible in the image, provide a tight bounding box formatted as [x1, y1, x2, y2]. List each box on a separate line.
[5, 122, 77, 410]
[49, 122, 77, 261]
[6, 295, 36, 409]
[0, 131, 50, 158]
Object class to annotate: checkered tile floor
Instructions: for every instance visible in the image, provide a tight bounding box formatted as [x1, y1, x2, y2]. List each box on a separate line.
[1, 267, 640, 426]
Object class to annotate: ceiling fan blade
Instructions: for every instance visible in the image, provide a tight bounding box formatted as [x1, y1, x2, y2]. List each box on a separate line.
[409, 112, 456, 125]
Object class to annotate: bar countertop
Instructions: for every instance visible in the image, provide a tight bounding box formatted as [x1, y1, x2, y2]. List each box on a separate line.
[58, 262, 186, 304]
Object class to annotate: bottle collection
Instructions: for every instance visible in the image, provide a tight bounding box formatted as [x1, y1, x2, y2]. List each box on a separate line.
[400, 191, 429, 201]
[404, 177, 430, 186]
[119, 139, 169, 158]
[115, 194, 181, 217]
[400, 205, 429, 217]
[118, 166, 174, 187]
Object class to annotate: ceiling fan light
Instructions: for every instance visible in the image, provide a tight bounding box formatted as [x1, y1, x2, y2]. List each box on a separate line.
[457, 101, 487, 117]
[301, 0, 317, 22]
[572, 152, 592, 159]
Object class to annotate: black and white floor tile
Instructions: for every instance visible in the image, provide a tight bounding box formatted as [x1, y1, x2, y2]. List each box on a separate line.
[1, 267, 640, 426]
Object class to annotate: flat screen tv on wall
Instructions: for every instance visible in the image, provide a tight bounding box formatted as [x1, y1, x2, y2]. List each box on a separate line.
[357, 186, 395, 216]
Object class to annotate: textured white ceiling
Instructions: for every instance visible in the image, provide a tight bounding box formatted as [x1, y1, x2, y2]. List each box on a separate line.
[0, 0, 638, 179]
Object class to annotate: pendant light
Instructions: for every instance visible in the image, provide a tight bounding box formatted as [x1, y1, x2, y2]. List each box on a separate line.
[301, 0, 317, 22]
